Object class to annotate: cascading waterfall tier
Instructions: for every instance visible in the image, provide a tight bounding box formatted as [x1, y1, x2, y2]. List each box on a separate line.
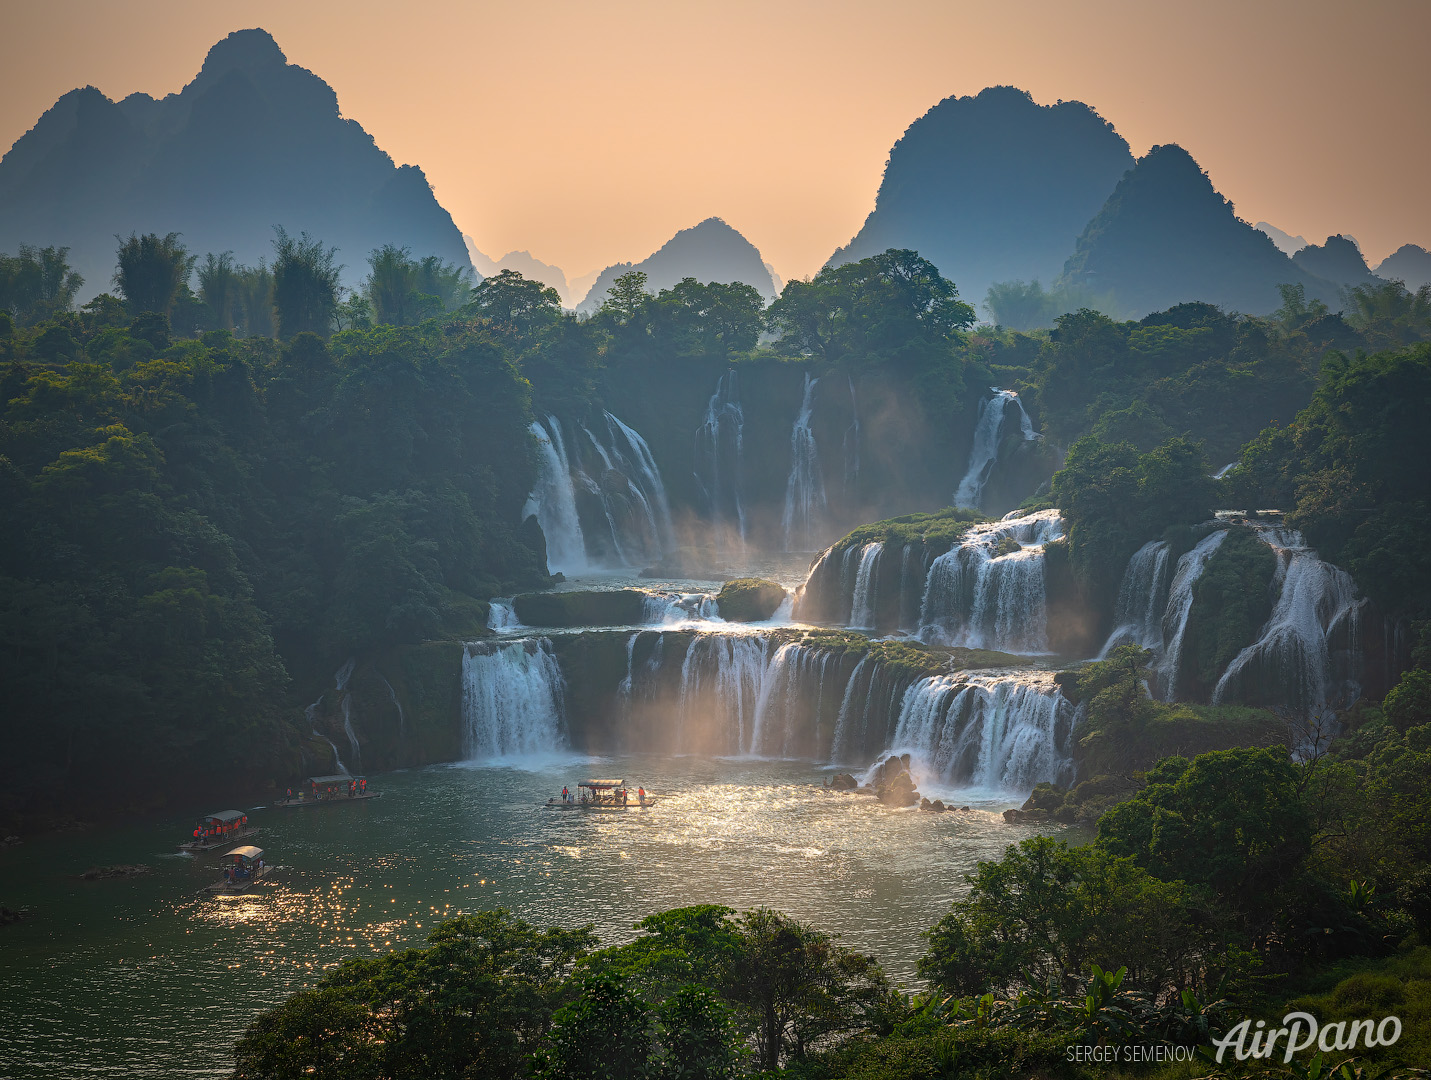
[523, 419, 588, 576]
[1212, 527, 1363, 721]
[462, 638, 566, 758]
[794, 538, 933, 631]
[781, 373, 827, 552]
[1099, 540, 1172, 657]
[954, 388, 1039, 510]
[848, 542, 884, 629]
[523, 412, 674, 574]
[694, 370, 748, 551]
[1150, 531, 1227, 700]
[487, 601, 524, 633]
[917, 509, 1065, 653]
[642, 591, 723, 625]
[888, 670, 1075, 792]
[613, 630, 921, 764]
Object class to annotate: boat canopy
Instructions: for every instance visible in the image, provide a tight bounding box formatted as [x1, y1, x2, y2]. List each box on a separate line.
[306, 775, 359, 785]
[204, 810, 245, 824]
[581, 779, 625, 789]
[225, 846, 263, 861]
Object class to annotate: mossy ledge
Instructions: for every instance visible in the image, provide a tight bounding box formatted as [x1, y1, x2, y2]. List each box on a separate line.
[715, 578, 787, 621]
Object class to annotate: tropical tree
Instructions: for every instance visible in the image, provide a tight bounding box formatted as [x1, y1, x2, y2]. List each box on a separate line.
[235, 261, 275, 338]
[197, 252, 239, 330]
[364, 244, 418, 325]
[114, 232, 193, 316]
[0, 245, 84, 325]
[271, 227, 340, 339]
[469, 268, 563, 338]
[919, 836, 1237, 1000]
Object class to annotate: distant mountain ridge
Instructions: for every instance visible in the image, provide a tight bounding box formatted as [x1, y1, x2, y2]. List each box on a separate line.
[827, 86, 1134, 312]
[1375, 244, 1431, 290]
[574, 217, 778, 313]
[1058, 143, 1341, 317]
[1292, 235, 1383, 290]
[0, 28, 471, 298]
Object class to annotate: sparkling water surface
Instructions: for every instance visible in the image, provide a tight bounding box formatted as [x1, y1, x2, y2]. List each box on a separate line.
[0, 755, 1069, 1078]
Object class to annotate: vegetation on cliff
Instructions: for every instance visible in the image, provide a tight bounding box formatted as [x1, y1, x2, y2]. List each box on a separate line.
[713, 578, 786, 622]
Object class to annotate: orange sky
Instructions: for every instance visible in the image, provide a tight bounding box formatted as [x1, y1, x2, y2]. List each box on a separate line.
[5, 0, 1429, 284]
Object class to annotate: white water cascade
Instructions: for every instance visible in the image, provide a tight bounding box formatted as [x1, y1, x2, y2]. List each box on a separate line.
[487, 601, 524, 633]
[954, 388, 1039, 510]
[1099, 540, 1172, 657]
[462, 639, 566, 758]
[888, 670, 1075, 792]
[782, 373, 827, 551]
[848, 542, 884, 629]
[304, 698, 348, 775]
[693, 370, 748, 550]
[581, 412, 675, 562]
[1212, 528, 1363, 721]
[643, 591, 723, 625]
[523, 418, 588, 576]
[1149, 530, 1228, 700]
[917, 509, 1065, 653]
[333, 658, 361, 772]
[675, 633, 771, 755]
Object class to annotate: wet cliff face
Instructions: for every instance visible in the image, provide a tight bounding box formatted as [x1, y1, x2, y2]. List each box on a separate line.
[599, 360, 984, 556]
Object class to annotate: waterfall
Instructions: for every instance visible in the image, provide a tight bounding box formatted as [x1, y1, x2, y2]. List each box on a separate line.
[917, 509, 1064, 653]
[848, 542, 884, 629]
[523, 418, 588, 576]
[643, 591, 722, 625]
[676, 633, 770, 755]
[376, 669, 406, 742]
[954, 388, 1039, 510]
[1150, 531, 1228, 700]
[487, 601, 524, 633]
[693, 370, 747, 550]
[888, 670, 1074, 792]
[781, 373, 827, 551]
[605, 411, 675, 547]
[1212, 528, 1363, 721]
[577, 412, 673, 567]
[333, 658, 361, 772]
[304, 697, 348, 775]
[462, 638, 566, 758]
[1099, 540, 1172, 656]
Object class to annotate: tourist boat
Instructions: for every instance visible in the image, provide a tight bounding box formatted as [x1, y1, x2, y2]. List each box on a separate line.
[544, 779, 656, 810]
[180, 810, 258, 854]
[273, 774, 380, 807]
[206, 846, 271, 894]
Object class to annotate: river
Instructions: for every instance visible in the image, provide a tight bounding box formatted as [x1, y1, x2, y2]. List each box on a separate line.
[0, 754, 1071, 1078]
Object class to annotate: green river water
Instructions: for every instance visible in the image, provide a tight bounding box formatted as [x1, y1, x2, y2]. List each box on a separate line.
[0, 755, 1066, 1078]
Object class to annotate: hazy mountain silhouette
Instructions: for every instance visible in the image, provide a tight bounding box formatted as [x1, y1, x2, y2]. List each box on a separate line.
[1058, 144, 1339, 318]
[1256, 221, 1308, 255]
[826, 86, 1133, 312]
[0, 28, 470, 298]
[1293, 234, 1383, 290]
[1374, 244, 1431, 290]
[464, 237, 579, 305]
[574, 217, 777, 313]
